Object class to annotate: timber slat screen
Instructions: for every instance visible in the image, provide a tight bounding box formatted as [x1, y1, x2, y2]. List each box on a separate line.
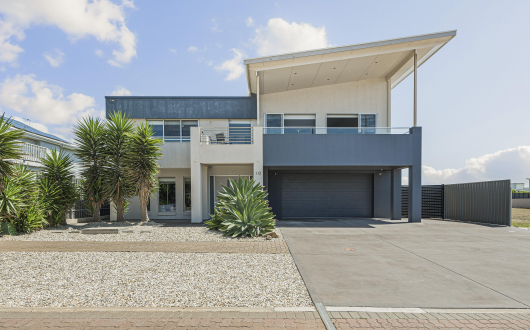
[402, 185, 444, 219]
[444, 180, 511, 226]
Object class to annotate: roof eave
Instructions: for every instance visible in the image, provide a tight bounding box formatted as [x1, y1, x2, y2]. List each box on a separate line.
[244, 30, 457, 66]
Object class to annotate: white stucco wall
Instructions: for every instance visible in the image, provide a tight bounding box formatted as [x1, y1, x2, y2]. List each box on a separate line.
[260, 78, 389, 127]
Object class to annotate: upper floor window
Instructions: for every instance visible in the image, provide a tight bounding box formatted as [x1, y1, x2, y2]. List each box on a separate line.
[147, 120, 198, 142]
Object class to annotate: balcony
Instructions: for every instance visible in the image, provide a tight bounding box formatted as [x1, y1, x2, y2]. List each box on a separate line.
[21, 142, 48, 163]
[200, 127, 253, 144]
[263, 127, 410, 135]
[263, 127, 421, 167]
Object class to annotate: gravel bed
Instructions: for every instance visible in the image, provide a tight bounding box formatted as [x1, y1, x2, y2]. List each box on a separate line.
[0, 252, 311, 308]
[0, 221, 283, 242]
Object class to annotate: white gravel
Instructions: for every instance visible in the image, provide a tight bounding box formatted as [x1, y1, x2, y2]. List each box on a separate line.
[0, 221, 283, 242]
[0, 252, 311, 308]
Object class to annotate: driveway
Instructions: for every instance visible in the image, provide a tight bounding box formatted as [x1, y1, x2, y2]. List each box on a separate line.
[278, 218, 530, 308]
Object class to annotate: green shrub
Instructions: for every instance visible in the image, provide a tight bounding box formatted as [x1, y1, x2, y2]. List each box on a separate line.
[206, 176, 275, 237]
[0, 165, 47, 234]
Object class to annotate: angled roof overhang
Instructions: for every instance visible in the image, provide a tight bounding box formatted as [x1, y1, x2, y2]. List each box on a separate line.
[244, 30, 456, 95]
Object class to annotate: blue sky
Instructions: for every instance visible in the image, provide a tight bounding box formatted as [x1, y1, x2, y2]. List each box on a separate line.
[0, 0, 529, 185]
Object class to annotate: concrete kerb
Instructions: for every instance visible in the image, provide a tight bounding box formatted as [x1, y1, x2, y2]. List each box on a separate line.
[325, 307, 530, 314]
[0, 307, 316, 313]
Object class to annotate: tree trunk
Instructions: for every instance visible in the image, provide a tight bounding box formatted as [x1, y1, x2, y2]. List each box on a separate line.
[116, 198, 125, 222]
[92, 201, 101, 222]
[139, 188, 149, 222]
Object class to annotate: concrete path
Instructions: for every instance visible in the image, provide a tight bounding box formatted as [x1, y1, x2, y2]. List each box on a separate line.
[279, 218, 530, 309]
[0, 241, 289, 253]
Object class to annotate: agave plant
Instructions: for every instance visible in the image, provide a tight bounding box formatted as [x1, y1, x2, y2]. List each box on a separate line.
[206, 176, 275, 237]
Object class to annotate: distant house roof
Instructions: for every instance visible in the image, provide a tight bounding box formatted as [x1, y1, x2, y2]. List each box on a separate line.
[10, 119, 70, 144]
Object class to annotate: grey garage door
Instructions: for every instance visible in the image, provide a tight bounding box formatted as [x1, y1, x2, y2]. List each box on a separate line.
[282, 173, 373, 218]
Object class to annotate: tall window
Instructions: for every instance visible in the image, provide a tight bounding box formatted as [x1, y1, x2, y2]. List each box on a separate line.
[158, 178, 176, 212]
[360, 114, 376, 134]
[147, 120, 198, 142]
[265, 114, 282, 134]
[184, 177, 191, 211]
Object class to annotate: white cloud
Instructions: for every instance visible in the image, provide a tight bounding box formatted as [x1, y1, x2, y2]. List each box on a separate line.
[211, 18, 222, 33]
[422, 146, 530, 185]
[187, 45, 206, 53]
[252, 18, 330, 56]
[245, 17, 254, 27]
[110, 85, 131, 96]
[169, 48, 177, 55]
[215, 48, 245, 81]
[0, 0, 137, 66]
[0, 74, 100, 125]
[43, 48, 64, 67]
[95, 49, 104, 57]
[402, 176, 409, 185]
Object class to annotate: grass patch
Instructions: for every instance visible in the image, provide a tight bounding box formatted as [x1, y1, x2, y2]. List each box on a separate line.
[512, 208, 530, 228]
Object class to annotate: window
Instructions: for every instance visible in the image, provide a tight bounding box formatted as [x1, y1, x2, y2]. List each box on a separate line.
[164, 120, 180, 141]
[360, 114, 376, 134]
[327, 114, 358, 134]
[147, 120, 198, 142]
[149, 121, 164, 139]
[284, 114, 315, 134]
[181, 121, 198, 142]
[265, 114, 282, 134]
[158, 178, 176, 212]
[229, 121, 251, 144]
[184, 177, 191, 211]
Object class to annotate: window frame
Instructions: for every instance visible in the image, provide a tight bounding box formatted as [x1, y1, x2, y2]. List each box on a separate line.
[147, 119, 199, 142]
[183, 177, 191, 212]
[158, 177, 176, 214]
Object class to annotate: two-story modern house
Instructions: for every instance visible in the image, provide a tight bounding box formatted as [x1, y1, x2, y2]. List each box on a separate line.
[106, 30, 456, 223]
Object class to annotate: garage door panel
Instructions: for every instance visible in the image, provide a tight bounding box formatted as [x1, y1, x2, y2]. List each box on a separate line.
[281, 173, 373, 218]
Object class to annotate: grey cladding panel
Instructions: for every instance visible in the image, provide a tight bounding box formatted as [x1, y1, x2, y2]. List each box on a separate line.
[281, 173, 373, 218]
[105, 95, 257, 119]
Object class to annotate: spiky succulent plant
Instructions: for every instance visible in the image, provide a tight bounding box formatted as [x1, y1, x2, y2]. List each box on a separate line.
[206, 176, 275, 237]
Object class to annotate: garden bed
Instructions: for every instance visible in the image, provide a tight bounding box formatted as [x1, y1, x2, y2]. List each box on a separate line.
[0, 221, 284, 242]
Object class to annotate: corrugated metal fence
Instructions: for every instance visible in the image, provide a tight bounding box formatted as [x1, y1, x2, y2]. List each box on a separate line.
[444, 180, 511, 226]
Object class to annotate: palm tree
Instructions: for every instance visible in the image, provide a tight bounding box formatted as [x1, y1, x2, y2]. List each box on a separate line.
[102, 112, 135, 222]
[73, 117, 106, 222]
[127, 122, 163, 222]
[40, 149, 79, 226]
[0, 114, 23, 193]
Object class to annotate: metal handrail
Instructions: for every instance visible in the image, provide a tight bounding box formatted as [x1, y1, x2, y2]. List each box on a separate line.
[200, 127, 254, 144]
[263, 127, 410, 134]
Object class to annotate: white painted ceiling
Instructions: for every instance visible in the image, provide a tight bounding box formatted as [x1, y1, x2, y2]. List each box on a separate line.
[246, 32, 455, 95]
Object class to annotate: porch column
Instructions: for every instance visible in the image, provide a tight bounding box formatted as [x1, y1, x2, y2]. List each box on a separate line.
[253, 126, 264, 186]
[190, 127, 203, 223]
[413, 49, 418, 127]
[408, 126, 422, 222]
[390, 169, 402, 220]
